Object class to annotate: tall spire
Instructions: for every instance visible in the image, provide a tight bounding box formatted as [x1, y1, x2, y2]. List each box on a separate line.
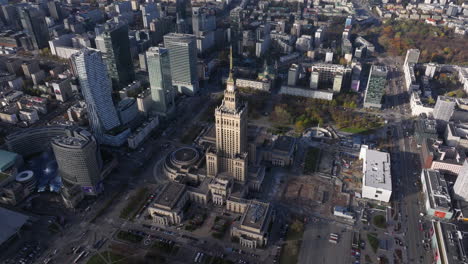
[228, 46, 234, 82]
[226, 46, 236, 92]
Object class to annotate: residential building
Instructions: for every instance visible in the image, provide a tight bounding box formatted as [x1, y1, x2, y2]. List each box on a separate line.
[404, 49, 420, 66]
[421, 169, 453, 219]
[359, 146, 392, 202]
[309, 63, 351, 91]
[71, 49, 121, 141]
[454, 161, 468, 201]
[288, 64, 300, 86]
[363, 65, 387, 108]
[163, 33, 199, 96]
[147, 47, 175, 116]
[433, 96, 456, 122]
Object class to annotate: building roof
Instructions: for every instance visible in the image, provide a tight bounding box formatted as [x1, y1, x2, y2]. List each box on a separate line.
[422, 169, 452, 211]
[240, 200, 270, 232]
[272, 136, 296, 153]
[361, 147, 392, 191]
[153, 182, 186, 209]
[0, 207, 29, 246]
[0, 149, 20, 172]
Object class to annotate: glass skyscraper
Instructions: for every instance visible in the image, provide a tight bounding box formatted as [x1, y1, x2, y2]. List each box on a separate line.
[163, 33, 199, 96]
[18, 7, 49, 50]
[95, 22, 134, 90]
[71, 49, 121, 140]
[147, 47, 175, 116]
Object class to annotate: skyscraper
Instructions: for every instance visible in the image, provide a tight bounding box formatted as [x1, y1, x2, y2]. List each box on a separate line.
[163, 33, 199, 95]
[95, 21, 134, 90]
[18, 7, 49, 50]
[206, 48, 248, 182]
[147, 47, 175, 116]
[192, 7, 216, 36]
[454, 160, 468, 201]
[52, 129, 103, 195]
[47, 1, 63, 21]
[71, 49, 121, 140]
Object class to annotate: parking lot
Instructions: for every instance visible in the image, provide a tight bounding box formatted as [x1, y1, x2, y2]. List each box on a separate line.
[298, 221, 354, 264]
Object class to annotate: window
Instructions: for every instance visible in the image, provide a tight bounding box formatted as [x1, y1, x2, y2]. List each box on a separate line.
[376, 190, 382, 194]
[375, 195, 379, 198]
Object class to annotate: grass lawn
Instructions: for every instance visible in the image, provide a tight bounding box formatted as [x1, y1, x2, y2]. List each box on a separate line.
[181, 124, 204, 144]
[367, 233, 380, 253]
[304, 147, 321, 174]
[373, 215, 387, 229]
[119, 187, 149, 220]
[280, 240, 302, 264]
[87, 251, 126, 264]
[340, 127, 375, 134]
[117, 231, 143, 244]
[280, 219, 305, 264]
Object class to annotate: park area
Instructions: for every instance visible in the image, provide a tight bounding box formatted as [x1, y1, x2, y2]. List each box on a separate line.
[280, 219, 305, 264]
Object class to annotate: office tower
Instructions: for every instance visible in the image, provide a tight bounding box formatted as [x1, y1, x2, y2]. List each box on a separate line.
[314, 28, 323, 48]
[147, 47, 175, 116]
[163, 33, 199, 95]
[206, 48, 248, 182]
[310, 63, 351, 89]
[433, 96, 456, 122]
[345, 16, 353, 27]
[454, 160, 468, 201]
[52, 129, 103, 195]
[47, 1, 63, 21]
[333, 73, 344, 93]
[404, 49, 420, 66]
[176, 13, 187, 34]
[363, 65, 387, 108]
[95, 22, 134, 90]
[325, 51, 333, 63]
[18, 7, 49, 50]
[2, 5, 21, 29]
[288, 64, 300, 86]
[192, 7, 216, 36]
[310, 71, 319, 89]
[141, 3, 159, 29]
[71, 49, 121, 139]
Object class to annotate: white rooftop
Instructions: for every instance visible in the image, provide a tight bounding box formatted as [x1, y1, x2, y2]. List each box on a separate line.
[360, 146, 392, 191]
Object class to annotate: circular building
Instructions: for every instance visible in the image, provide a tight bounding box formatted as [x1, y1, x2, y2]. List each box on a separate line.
[163, 147, 203, 181]
[15, 170, 36, 193]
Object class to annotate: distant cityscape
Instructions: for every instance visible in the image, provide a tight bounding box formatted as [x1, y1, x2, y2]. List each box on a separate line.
[0, 0, 467, 264]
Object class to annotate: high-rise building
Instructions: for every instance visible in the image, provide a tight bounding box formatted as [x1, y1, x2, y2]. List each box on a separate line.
[310, 71, 319, 89]
[95, 21, 134, 90]
[147, 47, 175, 116]
[433, 96, 456, 122]
[363, 65, 387, 108]
[47, 1, 63, 21]
[192, 7, 216, 36]
[163, 33, 199, 96]
[206, 48, 248, 182]
[309, 63, 351, 90]
[71, 49, 121, 140]
[52, 129, 103, 195]
[454, 160, 468, 201]
[288, 64, 300, 86]
[18, 7, 49, 50]
[404, 49, 420, 66]
[141, 3, 160, 29]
